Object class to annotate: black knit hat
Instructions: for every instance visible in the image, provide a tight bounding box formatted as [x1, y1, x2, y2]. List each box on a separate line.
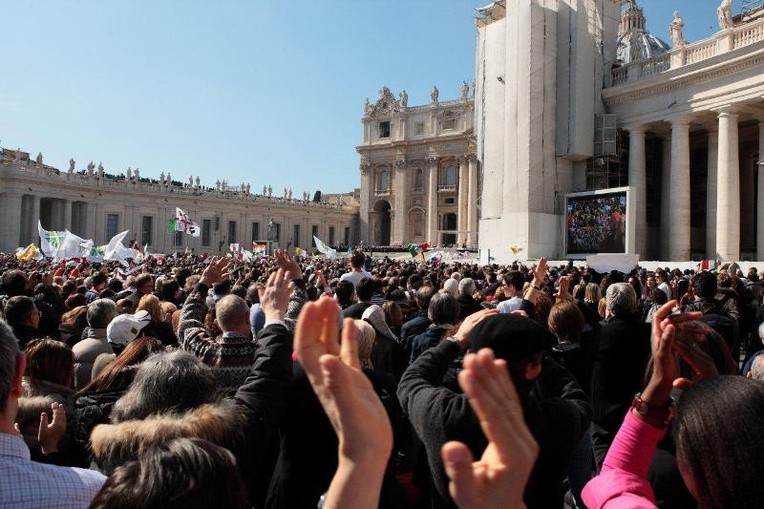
[468, 314, 556, 362]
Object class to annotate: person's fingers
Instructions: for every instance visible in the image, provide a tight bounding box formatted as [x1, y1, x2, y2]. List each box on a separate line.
[340, 318, 360, 369]
[653, 300, 678, 331]
[442, 441, 478, 505]
[673, 377, 694, 390]
[295, 301, 326, 382]
[39, 412, 49, 432]
[316, 296, 341, 356]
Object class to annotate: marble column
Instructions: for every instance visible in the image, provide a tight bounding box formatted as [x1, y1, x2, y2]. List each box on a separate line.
[1, 193, 23, 251]
[669, 118, 691, 260]
[705, 128, 718, 259]
[661, 134, 672, 260]
[467, 156, 478, 247]
[359, 165, 371, 244]
[63, 199, 72, 232]
[426, 158, 439, 246]
[716, 111, 740, 261]
[757, 121, 764, 259]
[393, 162, 407, 244]
[30, 195, 41, 245]
[457, 156, 469, 246]
[627, 125, 647, 257]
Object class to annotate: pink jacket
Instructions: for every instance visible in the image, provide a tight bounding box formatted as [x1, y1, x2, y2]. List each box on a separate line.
[582, 410, 666, 509]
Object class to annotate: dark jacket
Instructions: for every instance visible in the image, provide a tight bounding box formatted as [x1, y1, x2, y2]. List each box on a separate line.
[409, 327, 444, 364]
[456, 294, 483, 320]
[265, 362, 408, 509]
[589, 314, 650, 467]
[397, 340, 590, 509]
[341, 301, 372, 319]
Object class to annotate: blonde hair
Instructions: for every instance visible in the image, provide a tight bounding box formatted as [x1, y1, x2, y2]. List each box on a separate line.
[353, 320, 376, 370]
[137, 294, 163, 323]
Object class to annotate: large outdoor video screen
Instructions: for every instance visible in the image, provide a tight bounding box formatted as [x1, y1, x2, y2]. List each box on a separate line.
[565, 189, 629, 255]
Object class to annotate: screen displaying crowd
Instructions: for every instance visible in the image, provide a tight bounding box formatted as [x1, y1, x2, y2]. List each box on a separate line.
[566, 192, 628, 254]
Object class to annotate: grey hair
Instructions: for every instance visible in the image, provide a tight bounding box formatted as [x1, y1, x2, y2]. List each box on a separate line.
[111, 351, 217, 423]
[605, 282, 637, 317]
[0, 320, 20, 410]
[427, 292, 460, 326]
[750, 355, 764, 381]
[458, 278, 476, 297]
[87, 298, 118, 328]
[443, 279, 458, 297]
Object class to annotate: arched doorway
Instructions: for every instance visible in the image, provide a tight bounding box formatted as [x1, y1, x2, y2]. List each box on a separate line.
[372, 200, 391, 245]
[442, 213, 457, 246]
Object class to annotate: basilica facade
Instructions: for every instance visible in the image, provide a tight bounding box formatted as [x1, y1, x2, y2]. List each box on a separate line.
[475, 0, 764, 262]
[356, 86, 478, 248]
[0, 149, 359, 255]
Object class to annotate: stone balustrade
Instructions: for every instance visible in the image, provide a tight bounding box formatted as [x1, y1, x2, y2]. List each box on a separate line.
[2, 159, 356, 211]
[607, 15, 764, 87]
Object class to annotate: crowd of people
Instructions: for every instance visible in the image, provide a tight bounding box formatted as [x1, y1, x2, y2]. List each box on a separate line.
[1, 247, 764, 508]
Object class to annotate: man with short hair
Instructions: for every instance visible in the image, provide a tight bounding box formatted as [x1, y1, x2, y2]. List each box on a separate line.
[339, 250, 371, 288]
[341, 277, 374, 319]
[456, 277, 482, 320]
[0, 319, 106, 506]
[4, 296, 40, 348]
[126, 273, 154, 309]
[400, 284, 435, 352]
[84, 273, 108, 304]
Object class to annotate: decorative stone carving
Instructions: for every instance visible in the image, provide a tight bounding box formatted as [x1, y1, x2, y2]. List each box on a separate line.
[395, 159, 406, 169]
[35, 152, 43, 168]
[460, 81, 469, 100]
[69, 158, 76, 173]
[97, 162, 104, 178]
[669, 11, 685, 47]
[364, 98, 372, 114]
[126, 167, 132, 179]
[267, 185, 272, 197]
[134, 168, 140, 179]
[431, 85, 439, 103]
[718, 0, 733, 30]
[166, 173, 172, 184]
[160, 172, 165, 183]
[195, 176, 200, 188]
[87, 161, 95, 175]
[426, 156, 439, 165]
[399, 90, 408, 108]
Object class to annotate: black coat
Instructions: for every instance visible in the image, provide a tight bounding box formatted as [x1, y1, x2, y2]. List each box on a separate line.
[397, 340, 590, 509]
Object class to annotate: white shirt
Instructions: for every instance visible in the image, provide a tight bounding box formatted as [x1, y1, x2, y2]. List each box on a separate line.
[339, 270, 372, 287]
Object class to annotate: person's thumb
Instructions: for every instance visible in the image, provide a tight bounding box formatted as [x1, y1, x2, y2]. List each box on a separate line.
[442, 441, 477, 506]
[39, 412, 49, 431]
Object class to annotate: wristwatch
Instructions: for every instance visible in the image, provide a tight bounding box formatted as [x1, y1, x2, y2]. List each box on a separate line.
[631, 392, 674, 427]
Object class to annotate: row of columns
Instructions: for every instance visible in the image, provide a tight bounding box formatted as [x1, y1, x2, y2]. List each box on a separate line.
[628, 112, 763, 261]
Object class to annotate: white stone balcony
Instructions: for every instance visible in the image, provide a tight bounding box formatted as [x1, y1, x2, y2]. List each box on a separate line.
[606, 15, 764, 87]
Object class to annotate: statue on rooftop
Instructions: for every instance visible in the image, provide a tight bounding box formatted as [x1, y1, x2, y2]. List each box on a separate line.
[195, 176, 200, 188]
[267, 185, 272, 197]
[431, 85, 439, 104]
[126, 167, 132, 179]
[288, 188, 293, 200]
[216, 179, 221, 190]
[399, 90, 408, 108]
[160, 172, 165, 183]
[364, 98, 372, 114]
[718, 0, 733, 30]
[166, 172, 171, 184]
[460, 81, 469, 100]
[69, 158, 76, 173]
[35, 152, 43, 168]
[245, 183, 250, 194]
[97, 162, 104, 178]
[87, 161, 95, 175]
[263, 185, 267, 195]
[669, 11, 686, 46]
[189, 176, 194, 187]
[134, 168, 140, 179]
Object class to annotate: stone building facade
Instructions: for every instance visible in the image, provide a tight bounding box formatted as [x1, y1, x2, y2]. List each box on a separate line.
[476, 0, 764, 262]
[0, 149, 359, 254]
[357, 86, 478, 248]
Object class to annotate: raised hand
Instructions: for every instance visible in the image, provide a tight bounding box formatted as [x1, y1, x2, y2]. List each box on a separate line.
[200, 256, 232, 286]
[453, 308, 498, 352]
[295, 296, 392, 509]
[274, 249, 303, 280]
[257, 268, 294, 323]
[441, 348, 538, 509]
[38, 402, 67, 455]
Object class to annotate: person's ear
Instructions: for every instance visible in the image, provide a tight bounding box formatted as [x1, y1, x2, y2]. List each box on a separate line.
[11, 353, 26, 398]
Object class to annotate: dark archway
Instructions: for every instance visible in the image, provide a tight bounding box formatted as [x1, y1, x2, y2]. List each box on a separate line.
[373, 200, 391, 245]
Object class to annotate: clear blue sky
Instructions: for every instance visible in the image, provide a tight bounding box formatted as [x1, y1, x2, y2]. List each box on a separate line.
[1, 1, 733, 194]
